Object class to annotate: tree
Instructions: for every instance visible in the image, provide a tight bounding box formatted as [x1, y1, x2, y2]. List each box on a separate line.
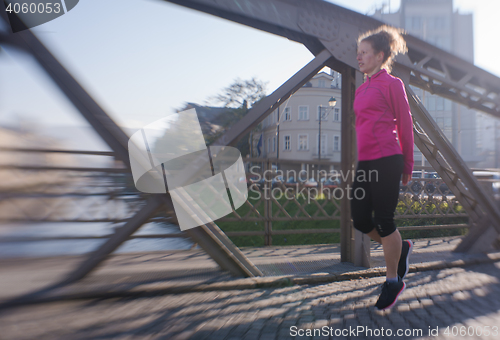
[208, 77, 267, 109]
[205, 78, 268, 156]
[170, 78, 267, 158]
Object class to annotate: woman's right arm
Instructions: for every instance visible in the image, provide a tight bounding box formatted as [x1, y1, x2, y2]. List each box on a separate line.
[389, 79, 414, 175]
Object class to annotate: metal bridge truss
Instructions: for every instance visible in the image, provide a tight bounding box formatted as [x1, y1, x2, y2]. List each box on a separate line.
[162, 0, 500, 254]
[0, 0, 499, 291]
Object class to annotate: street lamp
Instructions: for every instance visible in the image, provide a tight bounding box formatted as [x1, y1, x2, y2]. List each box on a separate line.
[318, 97, 337, 164]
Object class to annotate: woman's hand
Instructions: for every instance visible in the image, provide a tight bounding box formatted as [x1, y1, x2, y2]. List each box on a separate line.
[402, 173, 411, 186]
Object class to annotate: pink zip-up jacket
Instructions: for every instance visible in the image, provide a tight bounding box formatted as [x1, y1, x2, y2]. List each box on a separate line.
[353, 69, 414, 174]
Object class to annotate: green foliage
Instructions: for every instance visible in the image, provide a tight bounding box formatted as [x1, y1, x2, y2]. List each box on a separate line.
[216, 191, 468, 247]
[204, 78, 268, 156]
[392, 195, 468, 239]
[215, 192, 341, 247]
[209, 78, 267, 108]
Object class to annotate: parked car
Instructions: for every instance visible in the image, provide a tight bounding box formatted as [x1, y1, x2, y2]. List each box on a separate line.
[304, 178, 318, 188]
[247, 176, 261, 189]
[408, 171, 424, 193]
[320, 177, 339, 189]
[401, 171, 450, 195]
[424, 172, 450, 195]
[248, 176, 267, 190]
[272, 176, 284, 188]
[284, 176, 298, 188]
[473, 171, 500, 200]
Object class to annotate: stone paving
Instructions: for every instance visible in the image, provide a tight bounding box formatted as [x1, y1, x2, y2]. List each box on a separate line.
[1, 261, 499, 339]
[0, 236, 487, 301]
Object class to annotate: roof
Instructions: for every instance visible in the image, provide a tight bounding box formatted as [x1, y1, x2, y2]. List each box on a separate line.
[182, 102, 239, 137]
[312, 72, 334, 80]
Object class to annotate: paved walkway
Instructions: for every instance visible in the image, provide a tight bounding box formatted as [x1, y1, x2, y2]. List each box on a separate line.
[1, 236, 500, 339]
[0, 236, 496, 300]
[0, 262, 499, 339]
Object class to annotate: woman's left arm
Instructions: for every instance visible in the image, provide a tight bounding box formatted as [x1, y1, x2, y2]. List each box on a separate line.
[390, 79, 414, 176]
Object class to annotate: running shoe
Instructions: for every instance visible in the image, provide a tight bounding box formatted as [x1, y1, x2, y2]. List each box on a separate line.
[397, 240, 413, 280]
[375, 278, 405, 310]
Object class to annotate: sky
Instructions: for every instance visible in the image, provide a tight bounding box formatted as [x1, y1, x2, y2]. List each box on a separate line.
[0, 0, 499, 137]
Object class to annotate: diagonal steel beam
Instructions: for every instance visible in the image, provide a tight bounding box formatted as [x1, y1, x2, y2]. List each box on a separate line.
[214, 49, 333, 146]
[5, 31, 130, 162]
[59, 196, 164, 285]
[163, 0, 500, 253]
[393, 66, 500, 252]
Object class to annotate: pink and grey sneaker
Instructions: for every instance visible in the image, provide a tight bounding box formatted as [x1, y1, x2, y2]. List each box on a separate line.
[375, 277, 406, 310]
[398, 240, 413, 280]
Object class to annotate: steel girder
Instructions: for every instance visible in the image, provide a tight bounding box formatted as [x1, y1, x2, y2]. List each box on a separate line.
[163, 0, 500, 251]
[213, 49, 333, 146]
[394, 66, 500, 252]
[163, 0, 500, 119]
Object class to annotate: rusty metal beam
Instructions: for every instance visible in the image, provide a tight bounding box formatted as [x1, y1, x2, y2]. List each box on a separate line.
[163, 0, 500, 253]
[58, 196, 164, 285]
[2, 28, 130, 163]
[394, 66, 500, 252]
[213, 49, 334, 146]
[163, 0, 500, 119]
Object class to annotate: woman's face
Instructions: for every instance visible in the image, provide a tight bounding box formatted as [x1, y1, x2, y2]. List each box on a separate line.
[357, 40, 384, 77]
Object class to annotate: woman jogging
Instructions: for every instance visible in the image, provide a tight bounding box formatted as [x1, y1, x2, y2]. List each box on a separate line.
[352, 26, 414, 310]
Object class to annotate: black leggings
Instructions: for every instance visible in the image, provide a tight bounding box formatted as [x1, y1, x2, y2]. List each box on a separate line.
[351, 154, 404, 237]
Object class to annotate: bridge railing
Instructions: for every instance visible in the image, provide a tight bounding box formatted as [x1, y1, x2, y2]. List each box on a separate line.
[2, 148, 498, 249]
[216, 157, 471, 245]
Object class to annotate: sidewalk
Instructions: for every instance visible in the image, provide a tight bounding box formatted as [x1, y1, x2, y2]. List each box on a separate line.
[0, 236, 499, 303]
[0, 259, 499, 339]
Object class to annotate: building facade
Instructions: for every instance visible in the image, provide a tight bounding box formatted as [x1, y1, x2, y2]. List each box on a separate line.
[254, 71, 342, 173]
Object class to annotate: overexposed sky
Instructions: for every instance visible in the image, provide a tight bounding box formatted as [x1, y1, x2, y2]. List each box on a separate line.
[0, 0, 498, 132]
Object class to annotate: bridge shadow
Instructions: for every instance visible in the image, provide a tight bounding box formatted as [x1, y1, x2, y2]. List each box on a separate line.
[6, 261, 495, 339]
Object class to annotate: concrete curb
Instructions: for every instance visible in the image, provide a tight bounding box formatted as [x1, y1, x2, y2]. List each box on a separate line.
[2, 252, 499, 308]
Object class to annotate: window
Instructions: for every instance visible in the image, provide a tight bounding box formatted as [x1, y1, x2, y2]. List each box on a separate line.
[431, 16, 448, 30]
[445, 99, 452, 111]
[333, 136, 340, 151]
[436, 118, 444, 129]
[267, 138, 271, 153]
[318, 79, 326, 88]
[284, 107, 291, 121]
[317, 106, 328, 120]
[298, 106, 309, 120]
[444, 117, 452, 129]
[298, 134, 308, 150]
[272, 137, 276, 152]
[334, 108, 340, 121]
[317, 134, 327, 155]
[284, 135, 291, 150]
[405, 16, 421, 31]
[414, 17, 421, 30]
[436, 97, 444, 111]
[426, 96, 436, 111]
